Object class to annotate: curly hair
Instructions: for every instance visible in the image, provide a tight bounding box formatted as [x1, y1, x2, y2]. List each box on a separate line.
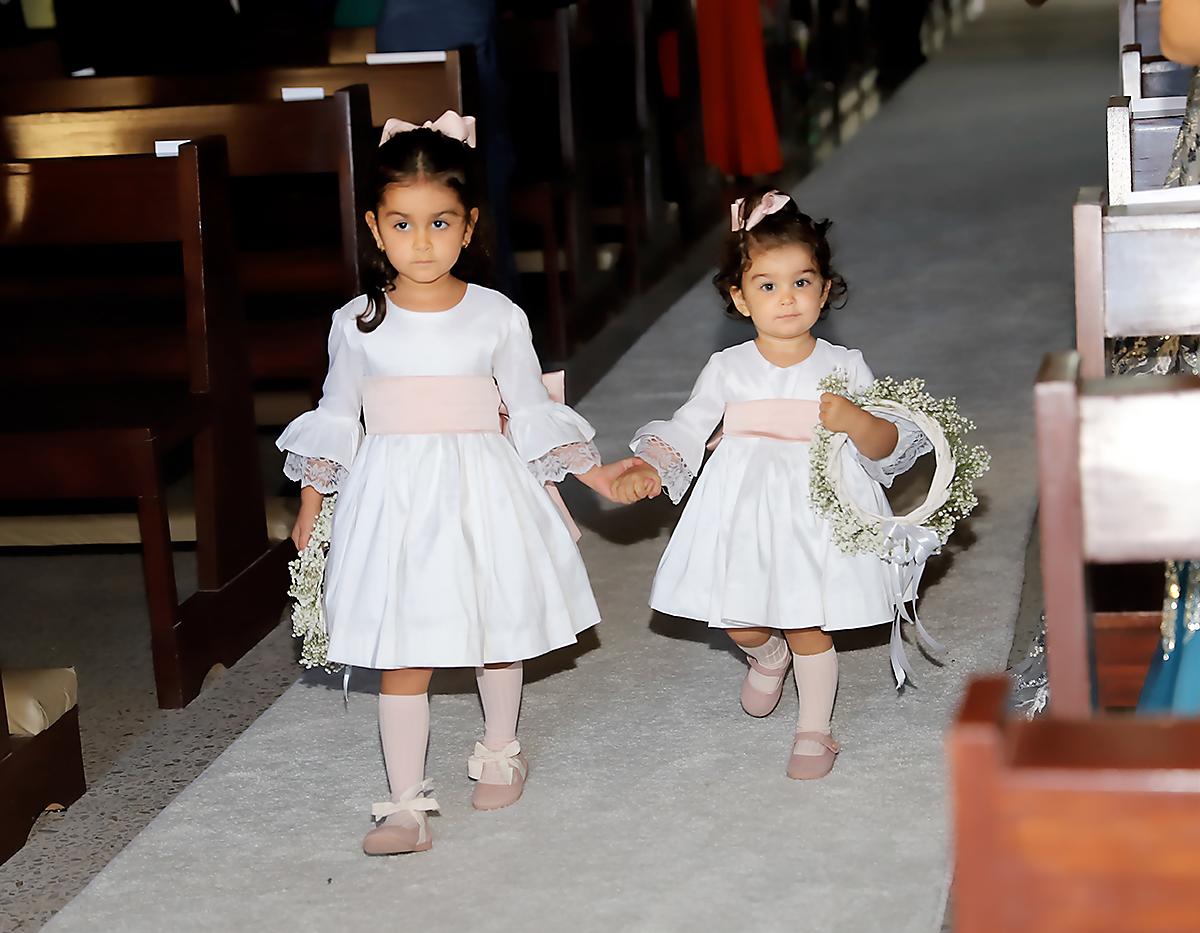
[358, 126, 494, 333]
[712, 188, 848, 321]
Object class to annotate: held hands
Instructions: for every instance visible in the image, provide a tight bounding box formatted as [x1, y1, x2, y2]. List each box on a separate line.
[576, 457, 662, 504]
[609, 462, 662, 504]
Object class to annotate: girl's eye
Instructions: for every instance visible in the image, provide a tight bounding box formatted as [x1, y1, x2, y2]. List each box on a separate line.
[795, 279, 810, 288]
[432, 219, 449, 230]
[394, 222, 408, 231]
[759, 283, 774, 292]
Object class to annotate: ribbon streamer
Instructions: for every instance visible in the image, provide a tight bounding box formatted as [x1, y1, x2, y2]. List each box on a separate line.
[882, 520, 946, 688]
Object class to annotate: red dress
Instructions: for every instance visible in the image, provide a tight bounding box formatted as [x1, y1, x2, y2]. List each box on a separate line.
[695, 0, 782, 177]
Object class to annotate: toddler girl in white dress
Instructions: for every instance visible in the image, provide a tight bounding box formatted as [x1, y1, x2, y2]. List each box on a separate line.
[614, 190, 930, 779]
[278, 114, 638, 855]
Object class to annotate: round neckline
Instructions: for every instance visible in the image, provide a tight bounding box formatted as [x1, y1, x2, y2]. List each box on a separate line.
[751, 337, 823, 370]
[385, 282, 473, 316]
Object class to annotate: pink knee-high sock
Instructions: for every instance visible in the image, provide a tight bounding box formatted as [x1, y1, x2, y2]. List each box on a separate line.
[792, 647, 838, 755]
[476, 662, 523, 751]
[379, 693, 429, 825]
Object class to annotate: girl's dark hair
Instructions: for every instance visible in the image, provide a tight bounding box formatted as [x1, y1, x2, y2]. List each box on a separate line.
[358, 126, 494, 332]
[712, 188, 848, 321]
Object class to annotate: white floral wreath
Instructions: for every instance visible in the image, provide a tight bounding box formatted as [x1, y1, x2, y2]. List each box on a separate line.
[288, 493, 342, 673]
[809, 371, 990, 686]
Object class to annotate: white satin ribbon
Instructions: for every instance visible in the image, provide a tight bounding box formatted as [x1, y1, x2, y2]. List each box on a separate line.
[372, 779, 440, 840]
[467, 740, 525, 785]
[882, 520, 945, 689]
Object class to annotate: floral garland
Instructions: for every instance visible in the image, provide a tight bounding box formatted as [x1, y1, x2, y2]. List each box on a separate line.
[809, 371, 989, 558]
[287, 493, 342, 672]
[810, 371, 989, 688]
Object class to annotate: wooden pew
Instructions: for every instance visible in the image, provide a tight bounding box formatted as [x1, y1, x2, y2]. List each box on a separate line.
[0, 55, 473, 128]
[0, 666, 87, 865]
[1121, 43, 1192, 117]
[1034, 352, 1200, 714]
[1104, 95, 1200, 206]
[0, 87, 373, 394]
[0, 138, 291, 709]
[950, 676, 1200, 933]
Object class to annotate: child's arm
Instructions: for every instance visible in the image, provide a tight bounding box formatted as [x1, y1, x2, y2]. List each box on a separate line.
[830, 351, 933, 487]
[493, 303, 625, 496]
[276, 306, 365, 548]
[628, 353, 727, 504]
[818, 394, 899, 460]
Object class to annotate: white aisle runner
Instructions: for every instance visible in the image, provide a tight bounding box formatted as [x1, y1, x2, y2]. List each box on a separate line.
[44, 3, 1111, 930]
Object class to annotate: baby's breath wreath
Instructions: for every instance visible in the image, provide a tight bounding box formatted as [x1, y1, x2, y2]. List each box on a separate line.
[810, 371, 990, 686]
[287, 493, 342, 672]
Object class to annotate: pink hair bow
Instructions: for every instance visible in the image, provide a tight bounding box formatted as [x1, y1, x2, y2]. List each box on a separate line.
[379, 111, 478, 148]
[730, 190, 791, 232]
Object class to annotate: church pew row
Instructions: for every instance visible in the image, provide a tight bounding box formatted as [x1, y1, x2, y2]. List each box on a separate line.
[2, 138, 290, 709]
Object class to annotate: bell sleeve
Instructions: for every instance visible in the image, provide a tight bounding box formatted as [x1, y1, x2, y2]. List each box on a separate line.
[629, 352, 727, 504]
[275, 307, 366, 494]
[493, 303, 601, 483]
[844, 351, 932, 488]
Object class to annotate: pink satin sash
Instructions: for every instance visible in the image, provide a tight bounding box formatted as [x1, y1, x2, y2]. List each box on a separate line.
[709, 399, 820, 449]
[362, 374, 581, 542]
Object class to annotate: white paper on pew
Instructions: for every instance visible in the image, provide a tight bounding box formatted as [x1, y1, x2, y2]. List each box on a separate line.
[281, 87, 325, 102]
[365, 51, 448, 65]
[70, 67, 96, 78]
[154, 140, 191, 158]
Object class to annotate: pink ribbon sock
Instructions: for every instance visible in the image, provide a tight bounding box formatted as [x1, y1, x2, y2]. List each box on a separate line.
[792, 647, 839, 756]
[476, 662, 524, 751]
[378, 693, 430, 826]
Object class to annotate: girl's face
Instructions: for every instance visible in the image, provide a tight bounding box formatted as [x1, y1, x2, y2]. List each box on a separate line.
[730, 242, 832, 341]
[365, 179, 479, 286]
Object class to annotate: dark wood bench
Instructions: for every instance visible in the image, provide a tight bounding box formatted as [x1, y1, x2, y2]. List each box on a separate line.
[1035, 352, 1200, 714]
[950, 676, 1200, 932]
[1, 138, 291, 709]
[0, 87, 373, 397]
[0, 666, 87, 865]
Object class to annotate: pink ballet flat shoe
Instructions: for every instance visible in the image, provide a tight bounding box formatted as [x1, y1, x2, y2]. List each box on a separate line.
[468, 739, 528, 811]
[741, 655, 792, 717]
[786, 731, 840, 780]
[363, 780, 438, 856]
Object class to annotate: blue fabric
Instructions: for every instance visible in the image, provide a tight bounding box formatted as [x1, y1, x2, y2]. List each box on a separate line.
[1138, 561, 1200, 714]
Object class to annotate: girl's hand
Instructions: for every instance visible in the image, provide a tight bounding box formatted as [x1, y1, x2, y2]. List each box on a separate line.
[291, 486, 324, 551]
[818, 392, 864, 435]
[576, 458, 659, 503]
[610, 464, 662, 504]
[819, 393, 899, 460]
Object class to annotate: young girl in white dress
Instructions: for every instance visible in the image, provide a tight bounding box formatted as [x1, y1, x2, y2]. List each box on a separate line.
[613, 190, 930, 779]
[278, 113, 638, 855]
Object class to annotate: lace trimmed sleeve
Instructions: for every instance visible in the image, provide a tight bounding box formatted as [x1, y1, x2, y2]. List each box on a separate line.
[528, 440, 603, 484]
[628, 352, 725, 504]
[275, 302, 365, 487]
[283, 455, 350, 495]
[632, 436, 695, 504]
[848, 414, 932, 488]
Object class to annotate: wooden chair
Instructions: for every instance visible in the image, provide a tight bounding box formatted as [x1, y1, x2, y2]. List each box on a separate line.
[1121, 43, 1191, 117]
[1035, 351, 1200, 714]
[1119, 0, 1162, 57]
[0, 666, 87, 865]
[1072, 183, 1200, 382]
[950, 676, 1200, 933]
[0, 87, 373, 395]
[0, 138, 291, 709]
